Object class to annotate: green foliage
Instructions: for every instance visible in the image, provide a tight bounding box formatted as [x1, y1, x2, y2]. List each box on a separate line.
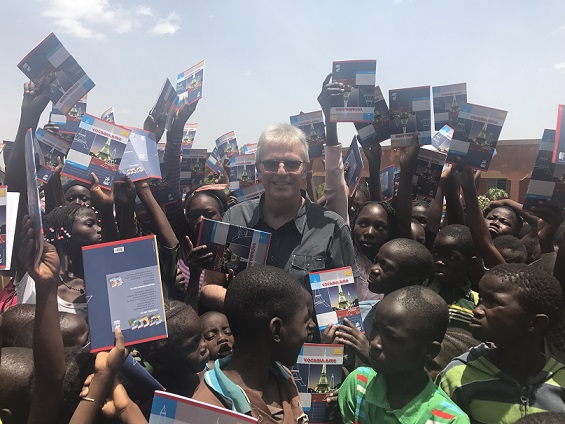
[484, 188, 508, 201]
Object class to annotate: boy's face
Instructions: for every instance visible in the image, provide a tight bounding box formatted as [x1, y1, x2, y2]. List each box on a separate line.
[432, 234, 472, 286]
[470, 273, 530, 343]
[353, 203, 389, 259]
[202, 313, 235, 361]
[172, 317, 210, 373]
[485, 207, 518, 238]
[368, 242, 408, 295]
[369, 297, 429, 375]
[277, 290, 315, 367]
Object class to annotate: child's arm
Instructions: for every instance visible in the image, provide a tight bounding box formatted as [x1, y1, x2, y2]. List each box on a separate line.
[19, 215, 65, 424]
[89, 173, 119, 242]
[44, 156, 65, 214]
[135, 180, 178, 248]
[529, 200, 563, 254]
[114, 176, 138, 240]
[363, 138, 383, 201]
[453, 165, 505, 268]
[180, 235, 213, 312]
[395, 133, 420, 239]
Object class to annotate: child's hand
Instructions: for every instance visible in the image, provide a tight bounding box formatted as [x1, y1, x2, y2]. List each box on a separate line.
[19, 215, 60, 283]
[335, 318, 371, 364]
[114, 175, 136, 206]
[180, 235, 213, 273]
[324, 388, 340, 422]
[90, 172, 114, 206]
[21, 76, 53, 120]
[399, 132, 420, 169]
[320, 322, 338, 344]
[94, 328, 128, 376]
[451, 164, 475, 190]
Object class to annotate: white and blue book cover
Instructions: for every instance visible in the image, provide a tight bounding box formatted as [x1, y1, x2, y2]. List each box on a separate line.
[552, 105, 565, 164]
[290, 110, 326, 159]
[101, 107, 115, 123]
[242, 143, 257, 154]
[176, 60, 205, 106]
[525, 129, 565, 210]
[355, 85, 390, 147]
[233, 183, 265, 202]
[343, 137, 364, 198]
[180, 148, 207, 187]
[309, 266, 363, 334]
[432, 83, 467, 131]
[413, 146, 446, 199]
[149, 391, 257, 424]
[34, 128, 71, 184]
[431, 125, 454, 152]
[150, 78, 178, 131]
[293, 343, 344, 424]
[380, 165, 397, 201]
[83, 235, 167, 353]
[330, 60, 376, 123]
[49, 94, 87, 141]
[18, 33, 95, 115]
[181, 123, 197, 149]
[116, 128, 160, 183]
[446, 103, 507, 170]
[215, 131, 239, 161]
[25, 130, 43, 272]
[389, 86, 432, 148]
[205, 151, 224, 176]
[62, 114, 130, 190]
[1, 192, 20, 271]
[197, 218, 271, 275]
[229, 154, 256, 191]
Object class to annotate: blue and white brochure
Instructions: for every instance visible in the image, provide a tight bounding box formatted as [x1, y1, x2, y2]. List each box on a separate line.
[229, 154, 256, 191]
[431, 125, 454, 152]
[343, 137, 364, 197]
[182, 123, 197, 149]
[116, 128, 160, 183]
[150, 78, 178, 131]
[205, 150, 224, 176]
[389, 86, 432, 148]
[233, 183, 265, 202]
[446, 103, 507, 170]
[18, 33, 95, 115]
[413, 146, 446, 199]
[176, 60, 204, 106]
[290, 110, 326, 159]
[355, 86, 390, 147]
[330, 60, 376, 123]
[380, 165, 397, 201]
[215, 131, 238, 161]
[432, 83, 467, 131]
[62, 114, 130, 190]
[34, 128, 71, 183]
[49, 94, 87, 143]
[180, 148, 207, 187]
[101, 107, 116, 123]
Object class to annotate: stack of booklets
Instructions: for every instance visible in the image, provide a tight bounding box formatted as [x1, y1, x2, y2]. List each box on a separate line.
[182, 123, 197, 149]
[229, 154, 256, 191]
[355, 86, 390, 147]
[82, 235, 168, 353]
[412, 145, 446, 199]
[101, 107, 115, 123]
[309, 266, 363, 334]
[197, 218, 271, 275]
[62, 114, 130, 190]
[432, 83, 467, 131]
[150, 78, 178, 130]
[330, 60, 376, 123]
[290, 110, 326, 159]
[18, 33, 95, 115]
[176, 60, 205, 106]
[180, 148, 207, 187]
[293, 343, 344, 424]
[524, 129, 565, 210]
[0, 187, 20, 271]
[380, 165, 397, 201]
[116, 128, 161, 183]
[34, 127, 71, 183]
[149, 391, 257, 423]
[49, 95, 88, 144]
[552, 104, 565, 164]
[25, 129, 43, 272]
[446, 103, 507, 170]
[431, 125, 454, 152]
[389, 86, 432, 148]
[343, 138, 364, 197]
[216, 131, 239, 161]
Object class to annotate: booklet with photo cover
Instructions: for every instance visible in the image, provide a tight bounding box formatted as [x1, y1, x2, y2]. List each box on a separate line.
[149, 391, 257, 424]
[34, 127, 71, 184]
[197, 218, 271, 275]
[413, 146, 446, 199]
[182, 123, 197, 149]
[150, 78, 178, 131]
[355, 85, 391, 147]
[115, 128, 160, 183]
[330, 60, 376, 123]
[389, 85, 432, 148]
[380, 165, 397, 201]
[49, 94, 88, 143]
[524, 129, 565, 210]
[343, 137, 364, 197]
[309, 266, 363, 334]
[215, 131, 239, 161]
[205, 149, 225, 176]
[180, 148, 207, 187]
[176, 60, 204, 106]
[431, 124, 454, 153]
[229, 154, 256, 191]
[25, 129, 43, 272]
[290, 110, 326, 159]
[233, 182, 265, 202]
[101, 107, 116, 123]
[432, 83, 467, 131]
[552, 105, 565, 165]
[82, 235, 167, 353]
[62, 114, 130, 190]
[293, 343, 344, 424]
[446, 103, 507, 170]
[18, 33, 95, 115]
[242, 143, 257, 154]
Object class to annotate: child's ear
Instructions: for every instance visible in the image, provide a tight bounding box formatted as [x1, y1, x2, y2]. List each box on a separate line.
[529, 314, 550, 336]
[425, 340, 442, 361]
[269, 317, 283, 343]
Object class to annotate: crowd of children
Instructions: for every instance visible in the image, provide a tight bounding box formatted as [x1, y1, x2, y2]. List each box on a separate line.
[0, 68, 565, 424]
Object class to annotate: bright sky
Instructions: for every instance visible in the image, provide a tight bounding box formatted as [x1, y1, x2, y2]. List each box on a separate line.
[1, 0, 564, 151]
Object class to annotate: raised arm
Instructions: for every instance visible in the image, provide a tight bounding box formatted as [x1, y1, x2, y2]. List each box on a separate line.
[362, 138, 383, 202]
[89, 173, 119, 242]
[114, 176, 138, 240]
[395, 133, 420, 239]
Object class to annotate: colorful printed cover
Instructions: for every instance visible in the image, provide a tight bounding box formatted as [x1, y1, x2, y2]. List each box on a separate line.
[18, 33, 95, 115]
[229, 154, 256, 191]
[233, 183, 265, 202]
[389, 86, 432, 148]
[431, 125, 454, 152]
[355, 85, 390, 147]
[552, 105, 565, 164]
[62, 114, 130, 190]
[330, 60, 376, 123]
[446, 103, 507, 170]
[197, 218, 271, 275]
[149, 391, 257, 423]
[34, 128, 71, 183]
[293, 343, 344, 424]
[150, 78, 178, 131]
[180, 148, 207, 187]
[101, 107, 115, 123]
[215, 131, 239, 161]
[432, 83, 467, 130]
[343, 137, 364, 197]
[413, 146, 446, 199]
[82, 235, 167, 353]
[49, 94, 87, 143]
[242, 143, 257, 154]
[182, 123, 197, 149]
[380, 165, 397, 201]
[205, 150, 225, 176]
[290, 110, 326, 159]
[116, 128, 160, 182]
[176, 60, 204, 106]
[524, 129, 565, 210]
[309, 266, 363, 333]
[25, 129, 43, 272]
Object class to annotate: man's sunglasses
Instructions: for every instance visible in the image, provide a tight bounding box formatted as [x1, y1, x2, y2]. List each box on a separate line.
[259, 160, 304, 172]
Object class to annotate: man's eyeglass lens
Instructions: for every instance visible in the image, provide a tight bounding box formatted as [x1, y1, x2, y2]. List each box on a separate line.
[261, 160, 303, 172]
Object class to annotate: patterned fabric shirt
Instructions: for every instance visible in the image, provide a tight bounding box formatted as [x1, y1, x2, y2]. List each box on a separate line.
[424, 278, 478, 330]
[338, 367, 470, 424]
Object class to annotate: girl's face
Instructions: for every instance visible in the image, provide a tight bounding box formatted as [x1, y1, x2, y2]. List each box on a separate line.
[70, 208, 102, 247]
[353, 203, 390, 259]
[185, 194, 223, 240]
